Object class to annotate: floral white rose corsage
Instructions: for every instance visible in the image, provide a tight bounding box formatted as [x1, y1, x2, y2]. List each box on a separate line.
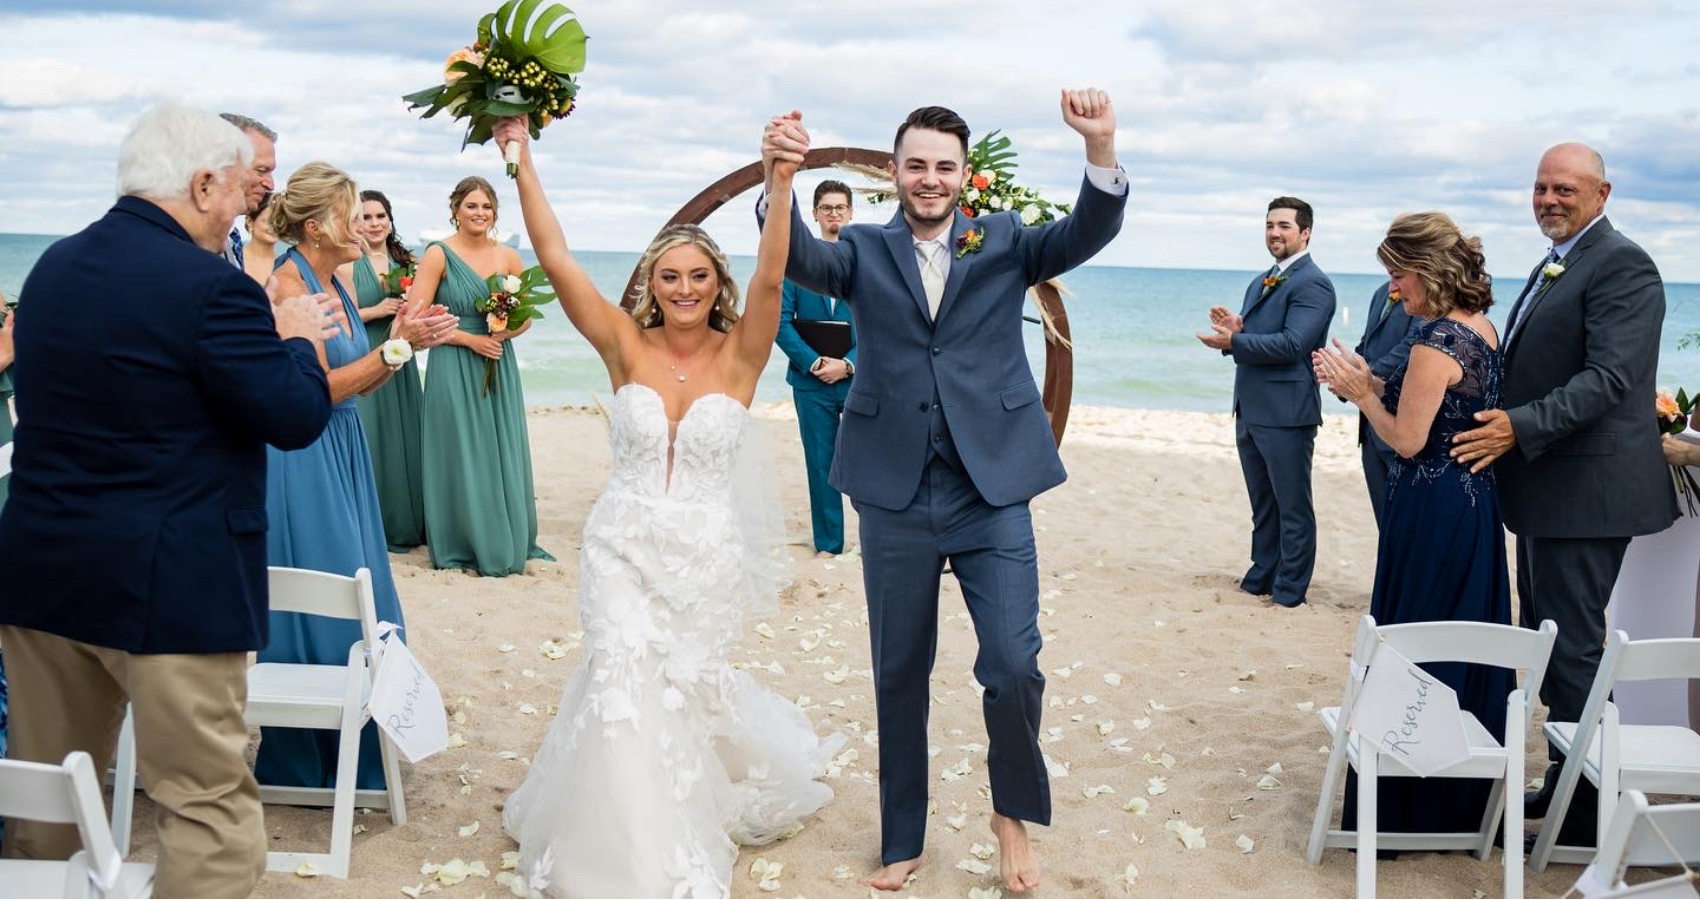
[381, 338, 414, 368]
[1542, 261, 1566, 279]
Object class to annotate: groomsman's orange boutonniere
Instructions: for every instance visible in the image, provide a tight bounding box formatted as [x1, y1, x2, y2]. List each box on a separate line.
[1262, 272, 1289, 293]
[956, 228, 984, 259]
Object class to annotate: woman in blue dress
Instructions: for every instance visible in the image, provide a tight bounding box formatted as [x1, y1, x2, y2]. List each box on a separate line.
[255, 162, 457, 789]
[1315, 211, 1516, 838]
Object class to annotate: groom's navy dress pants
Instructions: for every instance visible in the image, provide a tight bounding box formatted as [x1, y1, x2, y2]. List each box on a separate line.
[1235, 417, 1317, 606]
[855, 451, 1049, 865]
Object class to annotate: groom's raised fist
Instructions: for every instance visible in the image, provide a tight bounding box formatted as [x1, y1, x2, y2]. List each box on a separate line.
[1061, 88, 1115, 137]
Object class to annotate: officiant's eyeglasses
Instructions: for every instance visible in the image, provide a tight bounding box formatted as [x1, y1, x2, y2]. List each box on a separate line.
[815, 204, 851, 215]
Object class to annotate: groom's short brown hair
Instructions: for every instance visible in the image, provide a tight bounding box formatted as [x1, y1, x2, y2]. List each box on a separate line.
[894, 106, 970, 160]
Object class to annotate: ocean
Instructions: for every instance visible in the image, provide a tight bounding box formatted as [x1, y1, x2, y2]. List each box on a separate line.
[4, 232, 1698, 412]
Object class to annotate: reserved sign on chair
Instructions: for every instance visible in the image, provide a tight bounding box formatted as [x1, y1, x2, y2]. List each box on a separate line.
[367, 624, 450, 763]
[1352, 641, 1471, 777]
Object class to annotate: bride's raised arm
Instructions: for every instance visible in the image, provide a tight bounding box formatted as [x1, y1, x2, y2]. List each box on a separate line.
[733, 114, 805, 374]
[495, 117, 637, 367]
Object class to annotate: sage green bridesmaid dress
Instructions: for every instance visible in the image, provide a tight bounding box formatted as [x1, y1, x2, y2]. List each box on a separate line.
[353, 256, 426, 550]
[420, 242, 552, 576]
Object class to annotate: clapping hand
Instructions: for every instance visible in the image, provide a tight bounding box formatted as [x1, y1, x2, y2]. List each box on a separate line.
[1196, 306, 1242, 351]
[1312, 339, 1373, 402]
[391, 301, 457, 350]
[273, 292, 342, 345]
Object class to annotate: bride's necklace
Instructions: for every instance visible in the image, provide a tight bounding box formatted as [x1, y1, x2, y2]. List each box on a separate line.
[666, 341, 712, 383]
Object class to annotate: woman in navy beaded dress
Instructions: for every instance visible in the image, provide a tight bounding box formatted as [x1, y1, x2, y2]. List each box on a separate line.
[1315, 211, 1515, 836]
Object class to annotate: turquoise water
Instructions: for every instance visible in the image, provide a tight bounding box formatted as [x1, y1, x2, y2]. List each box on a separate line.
[4, 232, 1697, 411]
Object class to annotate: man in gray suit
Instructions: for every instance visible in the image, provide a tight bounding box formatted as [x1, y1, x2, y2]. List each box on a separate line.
[1347, 281, 1423, 526]
[760, 90, 1125, 893]
[1200, 198, 1337, 608]
[1453, 143, 1676, 843]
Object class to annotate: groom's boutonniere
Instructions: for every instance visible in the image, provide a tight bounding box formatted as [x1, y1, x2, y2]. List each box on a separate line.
[1542, 260, 1566, 280]
[1261, 272, 1289, 294]
[955, 228, 984, 259]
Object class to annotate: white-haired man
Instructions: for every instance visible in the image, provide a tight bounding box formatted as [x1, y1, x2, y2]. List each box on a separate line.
[0, 103, 337, 897]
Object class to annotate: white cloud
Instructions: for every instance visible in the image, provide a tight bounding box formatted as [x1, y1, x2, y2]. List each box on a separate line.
[0, 1, 1696, 281]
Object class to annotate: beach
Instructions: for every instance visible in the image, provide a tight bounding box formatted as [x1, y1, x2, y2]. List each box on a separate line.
[101, 402, 1579, 899]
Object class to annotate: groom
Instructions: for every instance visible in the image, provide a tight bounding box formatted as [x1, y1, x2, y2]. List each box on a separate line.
[760, 89, 1125, 891]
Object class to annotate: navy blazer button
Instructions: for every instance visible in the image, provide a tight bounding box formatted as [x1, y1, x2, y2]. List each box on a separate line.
[918, 402, 928, 411]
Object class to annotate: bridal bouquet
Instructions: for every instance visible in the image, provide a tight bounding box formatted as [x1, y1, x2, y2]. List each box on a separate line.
[474, 266, 554, 394]
[1658, 387, 1700, 515]
[402, 1, 587, 177]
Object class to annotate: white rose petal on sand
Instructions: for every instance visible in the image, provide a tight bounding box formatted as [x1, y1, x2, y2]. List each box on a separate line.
[1083, 783, 1115, 799]
[457, 820, 480, 837]
[956, 858, 993, 876]
[1237, 834, 1257, 854]
[969, 842, 996, 860]
[294, 862, 320, 877]
[1103, 672, 1123, 687]
[1147, 775, 1168, 795]
[1165, 818, 1207, 850]
[1123, 796, 1150, 815]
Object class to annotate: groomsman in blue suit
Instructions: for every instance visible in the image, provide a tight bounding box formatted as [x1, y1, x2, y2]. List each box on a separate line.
[1200, 198, 1336, 608]
[775, 180, 857, 556]
[760, 90, 1125, 893]
[1348, 281, 1422, 526]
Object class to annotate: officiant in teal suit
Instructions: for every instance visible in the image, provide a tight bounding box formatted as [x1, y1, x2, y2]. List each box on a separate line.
[775, 180, 858, 556]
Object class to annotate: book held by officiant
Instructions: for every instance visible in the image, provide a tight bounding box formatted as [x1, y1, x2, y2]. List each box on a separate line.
[793, 319, 852, 360]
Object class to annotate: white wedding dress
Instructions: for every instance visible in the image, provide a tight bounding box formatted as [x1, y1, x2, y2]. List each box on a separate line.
[503, 384, 843, 898]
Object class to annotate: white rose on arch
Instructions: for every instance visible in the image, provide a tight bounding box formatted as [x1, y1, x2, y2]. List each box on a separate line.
[1020, 204, 1041, 226]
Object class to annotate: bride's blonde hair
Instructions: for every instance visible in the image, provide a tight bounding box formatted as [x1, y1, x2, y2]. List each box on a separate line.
[627, 225, 741, 333]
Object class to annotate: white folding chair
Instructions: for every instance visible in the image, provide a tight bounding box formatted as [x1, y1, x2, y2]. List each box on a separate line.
[1571, 791, 1700, 898]
[1307, 614, 1558, 899]
[1531, 632, 1700, 872]
[110, 566, 407, 879]
[0, 752, 155, 898]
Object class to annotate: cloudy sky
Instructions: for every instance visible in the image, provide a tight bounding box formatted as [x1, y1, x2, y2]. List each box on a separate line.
[2, 0, 1697, 279]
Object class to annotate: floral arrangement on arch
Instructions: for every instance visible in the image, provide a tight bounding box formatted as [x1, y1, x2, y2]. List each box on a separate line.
[1658, 387, 1700, 515]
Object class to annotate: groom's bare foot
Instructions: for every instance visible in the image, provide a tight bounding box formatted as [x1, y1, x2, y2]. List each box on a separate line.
[860, 857, 921, 892]
[991, 812, 1042, 893]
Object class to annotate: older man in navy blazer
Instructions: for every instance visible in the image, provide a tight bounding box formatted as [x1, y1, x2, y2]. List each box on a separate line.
[1200, 197, 1337, 608]
[761, 90, 1124, 893]
[0, 104, 334, 897]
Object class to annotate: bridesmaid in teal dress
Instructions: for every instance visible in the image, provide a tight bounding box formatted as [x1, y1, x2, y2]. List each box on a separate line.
[414, 176, 553, 576]
[254, 163, 458, 789]
[351, 190, 427, 551]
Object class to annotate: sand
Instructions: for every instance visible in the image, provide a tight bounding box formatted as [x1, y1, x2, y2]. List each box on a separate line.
[114, 403, 1580, 898]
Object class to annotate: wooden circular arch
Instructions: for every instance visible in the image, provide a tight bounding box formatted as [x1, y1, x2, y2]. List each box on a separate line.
[621, 147, 1075, 446]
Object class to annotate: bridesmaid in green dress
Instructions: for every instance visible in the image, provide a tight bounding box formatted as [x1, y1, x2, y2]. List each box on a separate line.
[350, 190, 427, 550]
[413, 176, 553, 576]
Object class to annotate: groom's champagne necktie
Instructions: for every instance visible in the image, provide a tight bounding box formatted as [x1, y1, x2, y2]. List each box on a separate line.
[917, 240, 946, 320]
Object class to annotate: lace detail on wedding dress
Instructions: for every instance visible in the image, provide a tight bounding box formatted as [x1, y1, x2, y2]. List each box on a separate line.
[502, 384, 842, 899]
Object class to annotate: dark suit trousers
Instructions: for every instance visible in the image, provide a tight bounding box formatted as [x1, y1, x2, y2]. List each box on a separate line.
[794, 382, 849, 553]
[1517, 534, 1631, 742]
[1235, 418, 1318, 606]
[1360, 436, 1397, 529]
[855, 456, 1049, 864]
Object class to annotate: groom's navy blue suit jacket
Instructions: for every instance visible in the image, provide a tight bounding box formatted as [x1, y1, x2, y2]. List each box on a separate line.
[776, 177, 1125, 511]
[0, 196, 332, 654]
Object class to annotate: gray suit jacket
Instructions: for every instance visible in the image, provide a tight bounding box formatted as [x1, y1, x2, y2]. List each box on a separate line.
[778, 176, 1126, 510]
[1228, 254, 1337, 427]
[1498, 216, 1677, 538]
[1353, 282, 1423, 453]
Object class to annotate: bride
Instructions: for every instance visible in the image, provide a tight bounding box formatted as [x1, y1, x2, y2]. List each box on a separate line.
[493, 116, 843, 898]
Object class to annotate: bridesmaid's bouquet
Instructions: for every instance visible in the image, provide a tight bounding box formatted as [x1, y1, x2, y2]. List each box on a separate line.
[474, 266, 554, 395]
[1658, 387, 1700, 515]
[402, 1, 588, 177]
[379, 263, 416, 299]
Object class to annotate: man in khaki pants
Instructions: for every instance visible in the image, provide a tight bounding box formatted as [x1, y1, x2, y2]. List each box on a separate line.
[0, 103, 336, 897]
